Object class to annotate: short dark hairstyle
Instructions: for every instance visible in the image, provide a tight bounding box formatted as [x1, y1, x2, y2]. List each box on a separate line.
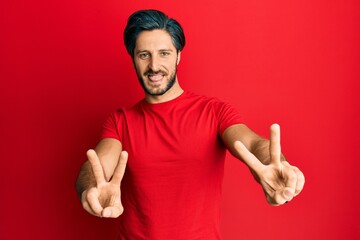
[124, 9, 186, 57]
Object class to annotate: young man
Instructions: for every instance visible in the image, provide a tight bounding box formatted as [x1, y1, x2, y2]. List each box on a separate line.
[76, 9, 305, 240]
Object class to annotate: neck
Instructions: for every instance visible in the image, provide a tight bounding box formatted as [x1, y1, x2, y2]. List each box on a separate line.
[145, 80, 184, 104]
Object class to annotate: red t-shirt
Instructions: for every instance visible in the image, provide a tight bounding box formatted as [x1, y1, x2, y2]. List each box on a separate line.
[101, 91, 243, 240]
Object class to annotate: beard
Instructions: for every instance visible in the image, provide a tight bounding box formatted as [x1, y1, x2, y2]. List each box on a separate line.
[136, 64, 177, 96]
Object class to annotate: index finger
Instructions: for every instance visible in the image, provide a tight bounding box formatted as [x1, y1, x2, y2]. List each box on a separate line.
[269, 124, 281, 165]
[234, 141, 264, 172]
[87, 149, 106, 185]
[111, 151, 128, 186]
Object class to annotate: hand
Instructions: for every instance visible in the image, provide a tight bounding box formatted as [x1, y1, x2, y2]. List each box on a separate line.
[81, 149, 128, 217]
[234, 124, 305, 206]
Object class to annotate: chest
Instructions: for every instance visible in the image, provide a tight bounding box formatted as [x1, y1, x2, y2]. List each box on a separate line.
[121, 106, 225, 171]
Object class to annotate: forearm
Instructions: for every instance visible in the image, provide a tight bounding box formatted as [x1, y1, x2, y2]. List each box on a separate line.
[222, 124, 262, 162]
[222, 124, 286, 166]
[75, 161, 96, 199]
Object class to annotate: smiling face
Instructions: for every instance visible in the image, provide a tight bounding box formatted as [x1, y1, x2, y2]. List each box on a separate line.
[133, 29, 182, 103]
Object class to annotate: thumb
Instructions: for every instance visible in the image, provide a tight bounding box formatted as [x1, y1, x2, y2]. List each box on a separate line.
[102, 205, 124, 218]
[283, 188, 295, 199]
[276, 187, 295, 205]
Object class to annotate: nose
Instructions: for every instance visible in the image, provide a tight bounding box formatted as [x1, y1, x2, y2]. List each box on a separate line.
[149, 56, 160, 72]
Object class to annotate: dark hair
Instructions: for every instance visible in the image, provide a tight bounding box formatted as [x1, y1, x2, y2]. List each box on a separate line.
[124, 9, 186, 57]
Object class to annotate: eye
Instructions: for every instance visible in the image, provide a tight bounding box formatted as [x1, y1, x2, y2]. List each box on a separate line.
[139, 53, 150, 59]
[160, 51, 170, 57]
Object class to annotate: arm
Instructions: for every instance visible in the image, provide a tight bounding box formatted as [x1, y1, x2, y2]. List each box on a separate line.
[222, 124, 285, 165]
[75, 138, 128, 217]
[222, 123, 305, 205]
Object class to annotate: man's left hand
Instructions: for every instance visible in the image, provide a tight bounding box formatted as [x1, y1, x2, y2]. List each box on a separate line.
[234, 124, 305, 205]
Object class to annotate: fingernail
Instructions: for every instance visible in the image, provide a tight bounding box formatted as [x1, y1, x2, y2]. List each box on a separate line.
[284, 189, 293, 198]
[103, 209, 110, 217]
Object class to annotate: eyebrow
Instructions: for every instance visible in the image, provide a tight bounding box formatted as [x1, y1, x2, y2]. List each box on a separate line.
[135, 49, 174, 54]
[158, 49, 174, 52]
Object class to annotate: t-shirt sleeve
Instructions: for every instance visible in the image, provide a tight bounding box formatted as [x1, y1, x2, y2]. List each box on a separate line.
[214, 100, 244, 135]
[100, 109, 124, 142]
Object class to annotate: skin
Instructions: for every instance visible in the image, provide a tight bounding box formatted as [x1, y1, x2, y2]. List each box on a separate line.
[76, 29, 305, 218]
[222, 123, 305, 205]
[133, 29, 183, 104]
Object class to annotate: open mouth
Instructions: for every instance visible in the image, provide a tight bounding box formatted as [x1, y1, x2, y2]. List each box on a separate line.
[148, 73, 164, 82]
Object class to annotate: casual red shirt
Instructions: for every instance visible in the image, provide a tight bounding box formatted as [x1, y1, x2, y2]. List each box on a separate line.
[101, 91, 243, 240]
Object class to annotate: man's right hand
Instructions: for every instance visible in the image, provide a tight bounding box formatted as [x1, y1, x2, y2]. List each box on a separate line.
[81, 149, 128, 218]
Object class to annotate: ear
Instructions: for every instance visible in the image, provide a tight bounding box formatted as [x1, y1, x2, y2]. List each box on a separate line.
[177, 51, 181, 65]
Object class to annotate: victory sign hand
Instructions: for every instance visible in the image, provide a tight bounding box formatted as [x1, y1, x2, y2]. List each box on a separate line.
[81, 149, 128, 217]
[234, 124, 305, 205]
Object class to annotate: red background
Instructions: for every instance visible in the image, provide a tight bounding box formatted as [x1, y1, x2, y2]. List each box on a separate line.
[1, 0, 359, 239]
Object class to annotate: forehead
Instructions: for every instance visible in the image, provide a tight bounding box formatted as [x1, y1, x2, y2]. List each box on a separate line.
[135, 29, 176, 51]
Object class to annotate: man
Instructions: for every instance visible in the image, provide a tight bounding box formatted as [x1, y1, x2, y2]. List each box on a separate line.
[76, 9, 305, 239]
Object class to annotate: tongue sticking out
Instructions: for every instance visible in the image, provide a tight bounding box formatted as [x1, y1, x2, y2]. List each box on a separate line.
[148, 74, 163, 82]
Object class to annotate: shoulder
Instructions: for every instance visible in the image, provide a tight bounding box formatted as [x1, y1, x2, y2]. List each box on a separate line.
[113, 99, 144, 115]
